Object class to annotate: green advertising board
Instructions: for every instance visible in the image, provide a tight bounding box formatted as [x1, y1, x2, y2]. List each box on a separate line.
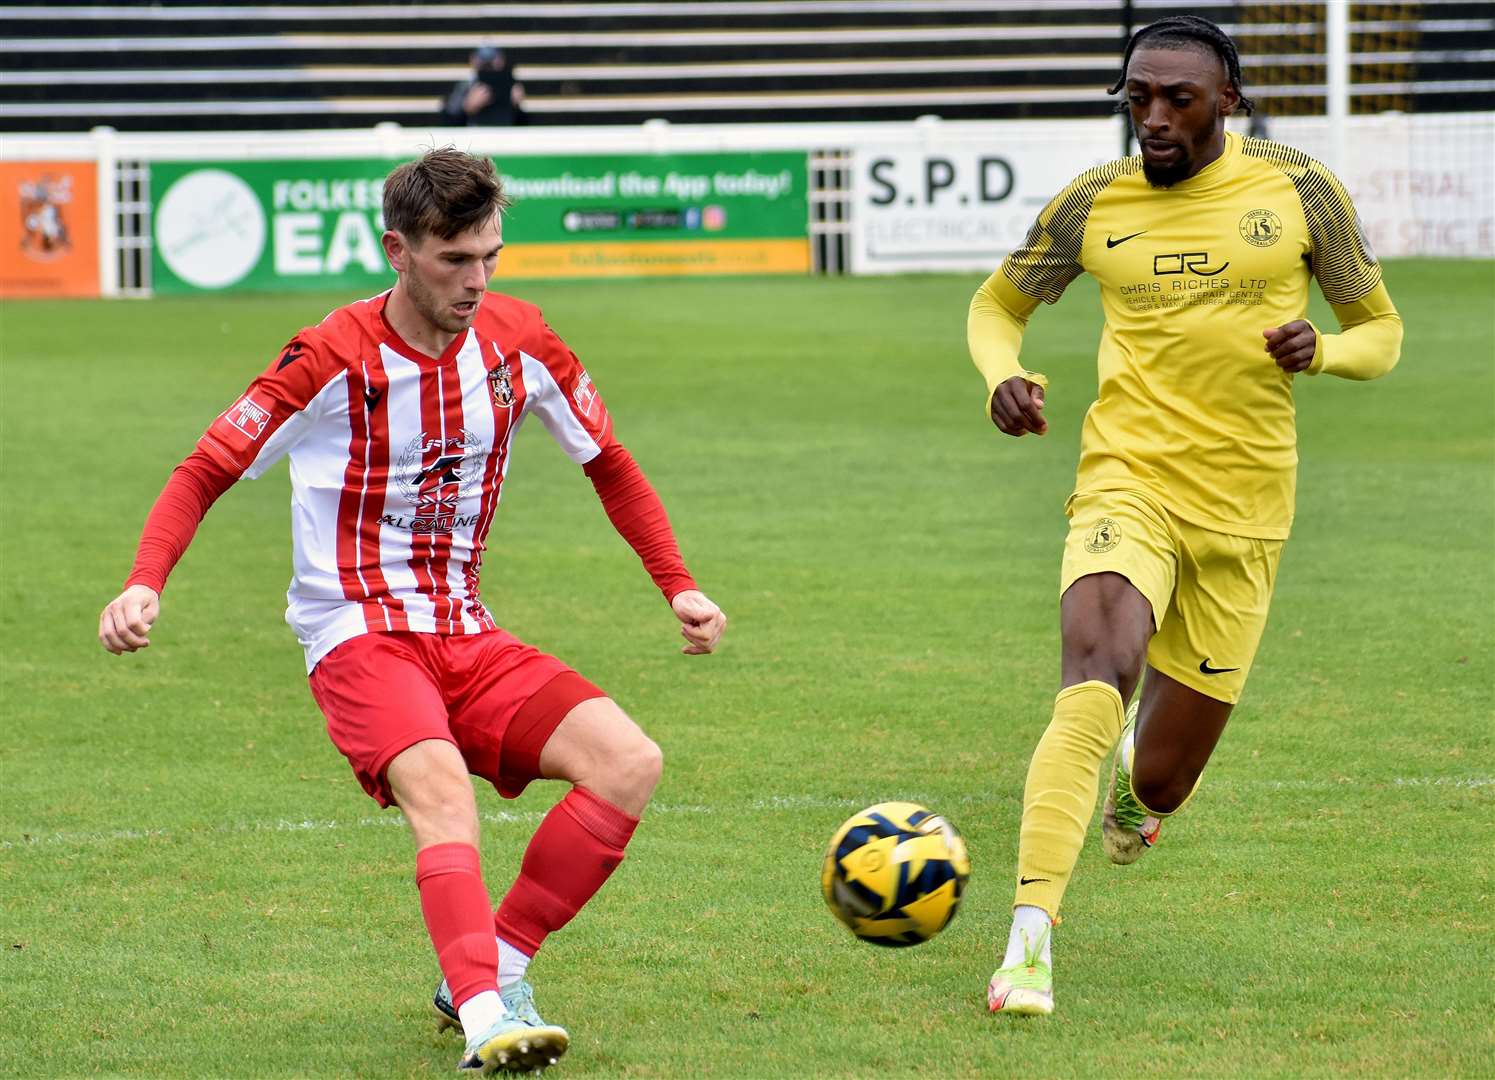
[151, 159, 391, 295]
[150, 152, 808, 294]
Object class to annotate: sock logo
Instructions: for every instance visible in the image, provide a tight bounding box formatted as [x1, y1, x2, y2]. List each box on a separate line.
[1019, 875, 1051, 885]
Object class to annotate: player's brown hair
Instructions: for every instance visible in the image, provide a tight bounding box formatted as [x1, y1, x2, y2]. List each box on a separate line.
[383, 148, 510, 243]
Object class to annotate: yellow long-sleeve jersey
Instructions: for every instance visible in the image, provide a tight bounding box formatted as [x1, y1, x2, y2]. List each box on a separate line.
[969, 132, 1403, 539]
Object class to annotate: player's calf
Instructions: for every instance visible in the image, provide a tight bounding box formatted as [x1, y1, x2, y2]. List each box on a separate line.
[1102, 703, 1161, 864]
[1102, 702, 1204, 864]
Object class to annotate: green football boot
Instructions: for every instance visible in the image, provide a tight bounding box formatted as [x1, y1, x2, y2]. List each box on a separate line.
[1102, 701, 1162, 865]
[986, 923, 1053, 1016]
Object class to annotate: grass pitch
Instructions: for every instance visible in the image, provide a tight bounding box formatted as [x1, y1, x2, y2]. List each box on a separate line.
[2, 261, 1491, 1078]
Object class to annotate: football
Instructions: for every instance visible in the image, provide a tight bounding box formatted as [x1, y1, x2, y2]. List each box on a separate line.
[821, 801, 971, 947]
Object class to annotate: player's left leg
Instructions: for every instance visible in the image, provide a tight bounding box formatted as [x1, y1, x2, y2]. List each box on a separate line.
[1102, 522, 1283, 864]
[491, 694, 662, 965]
[1103, 668, 1231, 863]
[434, 651, 660, 1046]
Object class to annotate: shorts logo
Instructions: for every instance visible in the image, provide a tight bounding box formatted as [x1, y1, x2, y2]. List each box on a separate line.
[225, 394, 271, 440]
[1239, 209, 1282, 248]
[1085, 517, 1122, 553]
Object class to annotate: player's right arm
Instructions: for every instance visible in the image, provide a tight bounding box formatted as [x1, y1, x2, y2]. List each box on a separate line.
[968, 174, 1090, 437]
[98, 449, 237, 653]
[970, 275, 1049, 436]
[98, 333, 333, 655]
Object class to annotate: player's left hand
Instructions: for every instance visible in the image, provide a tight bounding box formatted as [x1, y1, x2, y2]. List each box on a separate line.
[671, 590, 726, 655]
[1263, 320, 1317, 373]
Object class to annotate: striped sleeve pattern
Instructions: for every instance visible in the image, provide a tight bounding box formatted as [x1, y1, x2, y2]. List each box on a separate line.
[1002, 156, 1143, 304]
[1241, 136, 1382, 304]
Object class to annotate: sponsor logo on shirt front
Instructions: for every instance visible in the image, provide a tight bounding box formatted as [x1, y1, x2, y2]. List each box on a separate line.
[1153, 251, 1230, 275]
[225, 395, 272, 440]
[384, 429, 487, 535]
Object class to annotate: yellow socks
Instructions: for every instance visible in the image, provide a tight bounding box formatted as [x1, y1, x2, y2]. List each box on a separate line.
[1014, 680, 1125, 917]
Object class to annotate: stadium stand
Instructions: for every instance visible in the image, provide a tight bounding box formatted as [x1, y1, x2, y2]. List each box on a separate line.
[2, 1, 1492, 132]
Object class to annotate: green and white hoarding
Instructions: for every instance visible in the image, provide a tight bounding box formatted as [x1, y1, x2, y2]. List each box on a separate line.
[150, 153, 808, 294]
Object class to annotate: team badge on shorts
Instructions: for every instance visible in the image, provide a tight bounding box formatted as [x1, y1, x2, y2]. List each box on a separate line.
[1239, 209, 1282, 248]
[1085, 517, 1122, 553]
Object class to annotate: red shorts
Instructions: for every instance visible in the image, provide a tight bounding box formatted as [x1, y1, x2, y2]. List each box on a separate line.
[307, 630, 607, 808]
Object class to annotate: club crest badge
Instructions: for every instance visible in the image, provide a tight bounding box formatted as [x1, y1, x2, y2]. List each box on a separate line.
[1085, 517, 1122, 553]
[18, 173, 74, 261]
[1239, 208, 1283, 248]
[488, 358, 515, 407]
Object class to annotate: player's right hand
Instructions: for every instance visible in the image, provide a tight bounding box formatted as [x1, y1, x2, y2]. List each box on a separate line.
[99, 584, 161, 654]
[991, 375, 1047, 437]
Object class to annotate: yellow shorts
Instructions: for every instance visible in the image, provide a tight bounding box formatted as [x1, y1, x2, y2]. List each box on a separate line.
[1060, 490, 1284, 704]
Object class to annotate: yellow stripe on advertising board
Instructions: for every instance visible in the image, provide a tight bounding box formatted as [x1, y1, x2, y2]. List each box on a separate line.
[497, 238, 810, 278]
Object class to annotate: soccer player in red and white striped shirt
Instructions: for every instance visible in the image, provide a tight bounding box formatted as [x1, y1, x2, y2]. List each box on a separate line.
[98, 148, 726, 1073]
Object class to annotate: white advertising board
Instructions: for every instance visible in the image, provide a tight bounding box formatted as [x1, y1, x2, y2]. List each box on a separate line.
[849, 114, 1494, 272]
[1269, 113, 1494, 258]
[848, 119, 1115, 274]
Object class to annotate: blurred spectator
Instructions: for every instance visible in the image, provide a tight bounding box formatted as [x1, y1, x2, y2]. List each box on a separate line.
[441, 46, 526, 126]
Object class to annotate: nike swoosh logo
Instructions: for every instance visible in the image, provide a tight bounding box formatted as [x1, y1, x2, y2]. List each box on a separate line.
[1106, 230, 1147, 248]
[1019, 876, 1050, 885]
[1199, 659, 1240, 675]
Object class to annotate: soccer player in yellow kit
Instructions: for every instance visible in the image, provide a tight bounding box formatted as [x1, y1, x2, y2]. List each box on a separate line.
[971, 16, 1402, 1016]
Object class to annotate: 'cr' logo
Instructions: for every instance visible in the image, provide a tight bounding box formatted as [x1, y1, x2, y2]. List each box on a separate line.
[1153, 252, 1230, 275]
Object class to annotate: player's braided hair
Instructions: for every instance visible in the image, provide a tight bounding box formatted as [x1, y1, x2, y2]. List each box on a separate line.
[1108, 15, 1256, 115]
[384, 147, 511, 242]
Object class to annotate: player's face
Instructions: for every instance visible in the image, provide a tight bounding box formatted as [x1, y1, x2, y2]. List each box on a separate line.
[1125, 46, 1238, 187]
[392, 215, 503, 336]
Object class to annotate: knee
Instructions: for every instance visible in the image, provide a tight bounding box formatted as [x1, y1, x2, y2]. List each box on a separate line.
[616, 734, 663, 800]
[1064, 635, 1147, 690]
[388, 750, 479, 846]
[401, 782, 479, 847]
[582, 730, 662, 815]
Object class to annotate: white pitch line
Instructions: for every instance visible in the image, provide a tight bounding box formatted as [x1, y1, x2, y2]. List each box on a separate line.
[3, 777, 1489, 851]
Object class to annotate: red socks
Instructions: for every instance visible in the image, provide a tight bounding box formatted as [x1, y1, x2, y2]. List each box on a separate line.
[415, 842, 499, 1009]
[414, 790, 638, 1001]
[494, 787, 640, 956]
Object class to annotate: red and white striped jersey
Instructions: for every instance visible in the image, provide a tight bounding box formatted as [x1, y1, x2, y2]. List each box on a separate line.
[199, 291, 616, 671]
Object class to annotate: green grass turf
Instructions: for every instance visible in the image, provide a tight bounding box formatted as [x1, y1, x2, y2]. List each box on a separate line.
[2, 261, 1491, 1078]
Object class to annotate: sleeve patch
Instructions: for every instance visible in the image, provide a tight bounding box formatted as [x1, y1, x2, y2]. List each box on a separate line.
[572, 371, 599, 420]
[224, 394, 273, 441]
